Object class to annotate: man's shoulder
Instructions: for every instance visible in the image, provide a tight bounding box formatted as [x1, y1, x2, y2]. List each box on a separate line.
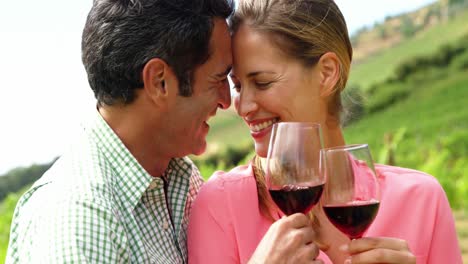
[8, 158, 123, 261]
[18, 160, 117, 216]
[17, 148, 120, 222]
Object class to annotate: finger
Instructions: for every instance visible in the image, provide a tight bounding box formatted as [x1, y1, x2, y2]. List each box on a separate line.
[286, 213, 311, 228]
[346, 237, 410, 254]
[306, 242, 320, 260]
[288, 226, 316, 248]
[294, 242, 320, 263]
[299, 225, 317, 244]
[348, 248, 416, 264]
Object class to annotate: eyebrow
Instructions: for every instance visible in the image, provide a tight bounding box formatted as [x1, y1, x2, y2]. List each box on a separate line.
[215, 66, 232, 78]
[229, 71, 277, 79]
[247, 71, 276, 78]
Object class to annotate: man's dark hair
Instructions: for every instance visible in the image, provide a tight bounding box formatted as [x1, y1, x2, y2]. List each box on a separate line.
[82, 0, 233, 105]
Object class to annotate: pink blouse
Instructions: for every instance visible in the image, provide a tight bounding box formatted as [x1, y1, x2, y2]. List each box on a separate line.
[187, 164, 462, 263]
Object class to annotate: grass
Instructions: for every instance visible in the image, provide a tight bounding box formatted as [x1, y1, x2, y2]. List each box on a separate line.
[349, 10, 468, 90]
[0, 191, 23, 262]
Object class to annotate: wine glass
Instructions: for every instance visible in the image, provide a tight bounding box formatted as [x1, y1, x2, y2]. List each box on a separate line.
[321, 144, 380, 240]
[266, 122, 326, 216]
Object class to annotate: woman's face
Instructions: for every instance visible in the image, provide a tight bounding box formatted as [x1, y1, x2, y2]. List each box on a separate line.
[230, 24, 329, 157]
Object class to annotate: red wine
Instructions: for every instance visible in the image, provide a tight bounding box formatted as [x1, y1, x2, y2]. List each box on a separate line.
[269, 184, 324, 215]
[323, 201, 380, 239]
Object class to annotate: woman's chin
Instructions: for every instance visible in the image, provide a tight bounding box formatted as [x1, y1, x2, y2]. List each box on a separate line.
[254, 144, 268, 158]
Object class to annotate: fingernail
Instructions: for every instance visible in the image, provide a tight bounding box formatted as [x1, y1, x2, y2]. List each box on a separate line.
[344, 257, 352, 264]
[339, 244, 349, 252]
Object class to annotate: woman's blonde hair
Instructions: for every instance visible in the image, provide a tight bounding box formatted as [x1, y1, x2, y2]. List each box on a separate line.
[230, 0, 353, 220]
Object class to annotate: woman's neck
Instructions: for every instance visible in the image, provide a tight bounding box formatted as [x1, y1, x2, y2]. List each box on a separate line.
[323, 123, 346, 148]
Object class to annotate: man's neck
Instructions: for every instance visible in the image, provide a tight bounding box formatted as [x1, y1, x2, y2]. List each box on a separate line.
[98, 105, 170, 177]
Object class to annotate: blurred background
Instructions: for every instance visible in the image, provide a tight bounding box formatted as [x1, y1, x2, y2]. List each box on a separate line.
[1, 0, 467, 261]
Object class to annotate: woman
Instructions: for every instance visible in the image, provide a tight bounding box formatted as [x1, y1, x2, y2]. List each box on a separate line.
[188, 0, 462, 263]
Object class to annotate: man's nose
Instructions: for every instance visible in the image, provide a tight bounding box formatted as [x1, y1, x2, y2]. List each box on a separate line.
[218, 81, 231, 109]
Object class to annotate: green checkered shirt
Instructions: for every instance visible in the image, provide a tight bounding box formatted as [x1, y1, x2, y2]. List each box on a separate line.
[6, 111, 204, 263]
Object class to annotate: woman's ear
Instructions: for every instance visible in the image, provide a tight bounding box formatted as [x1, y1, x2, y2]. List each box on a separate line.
[317, 52, 340, 98]
[142, 58, 176, 107]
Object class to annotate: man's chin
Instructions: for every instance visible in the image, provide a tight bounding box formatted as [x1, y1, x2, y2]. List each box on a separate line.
[191, 141, 207, 156]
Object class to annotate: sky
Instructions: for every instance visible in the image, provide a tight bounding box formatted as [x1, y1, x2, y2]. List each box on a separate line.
[0, 0, 438, 175]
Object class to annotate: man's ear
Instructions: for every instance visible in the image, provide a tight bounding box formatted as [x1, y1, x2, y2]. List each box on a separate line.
[142, 58, 176, 107]
[317, 52, 340, 98]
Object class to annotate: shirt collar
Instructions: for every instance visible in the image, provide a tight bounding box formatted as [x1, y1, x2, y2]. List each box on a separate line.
[88, 110, 154, 214]
[86, 110, 193, 216]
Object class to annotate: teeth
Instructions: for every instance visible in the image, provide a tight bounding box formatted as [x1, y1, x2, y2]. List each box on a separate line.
[251, 118, 278, 132]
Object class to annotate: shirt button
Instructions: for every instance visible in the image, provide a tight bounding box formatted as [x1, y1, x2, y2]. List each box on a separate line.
[148, 180, 159, 190]
[163, 220, 169, 230]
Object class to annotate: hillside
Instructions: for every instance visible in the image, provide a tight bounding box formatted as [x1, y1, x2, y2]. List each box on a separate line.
[351, 2, 443, 62]
[349, 0, 468, 90]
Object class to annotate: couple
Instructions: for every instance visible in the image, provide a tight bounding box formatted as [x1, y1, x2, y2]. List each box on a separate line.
[6, 0, 461, 263]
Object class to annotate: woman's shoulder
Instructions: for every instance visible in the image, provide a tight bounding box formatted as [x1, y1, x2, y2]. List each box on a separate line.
[206, 164, 256, 187]
[375, 164, 442, 193]
[196, 164, 256, 198]
[193, 164, 259, 216]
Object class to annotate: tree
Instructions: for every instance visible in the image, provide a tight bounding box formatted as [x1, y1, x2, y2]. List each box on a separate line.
[0, 160, 55, 202]
[400, 15, 416, 38]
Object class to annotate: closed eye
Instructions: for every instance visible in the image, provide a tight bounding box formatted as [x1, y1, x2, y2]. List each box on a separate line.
[210, 77, 228, 89]
[255, 81, 273, 89]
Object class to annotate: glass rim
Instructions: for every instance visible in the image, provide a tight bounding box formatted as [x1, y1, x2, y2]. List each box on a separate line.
[322, 143, 369, 153]
[272, 122, 321, 128]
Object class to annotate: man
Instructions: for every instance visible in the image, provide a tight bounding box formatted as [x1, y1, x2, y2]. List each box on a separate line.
[6, 0, 232, 262]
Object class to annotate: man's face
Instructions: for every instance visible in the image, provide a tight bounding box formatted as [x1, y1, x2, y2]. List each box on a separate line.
[166, 18, 232, 157]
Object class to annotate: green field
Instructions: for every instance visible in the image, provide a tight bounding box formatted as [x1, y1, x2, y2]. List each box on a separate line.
[346, 70, 468, 161]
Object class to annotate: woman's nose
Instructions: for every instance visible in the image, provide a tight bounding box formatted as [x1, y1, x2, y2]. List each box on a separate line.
[235, 88, 257, 117]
